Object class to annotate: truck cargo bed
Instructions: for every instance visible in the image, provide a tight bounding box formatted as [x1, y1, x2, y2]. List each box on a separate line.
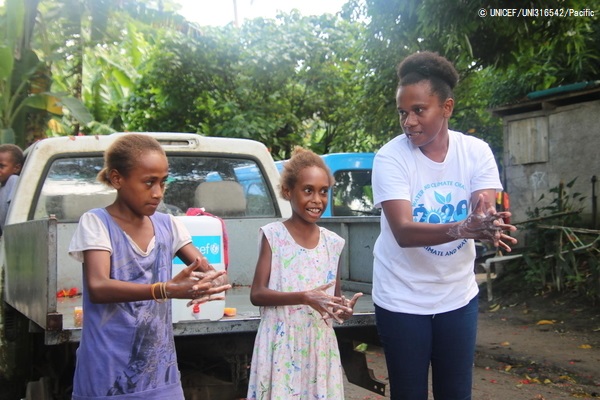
[53, 286, 374, 343]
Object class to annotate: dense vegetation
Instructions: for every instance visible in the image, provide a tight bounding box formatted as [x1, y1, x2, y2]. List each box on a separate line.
[2, 0, 598, 157]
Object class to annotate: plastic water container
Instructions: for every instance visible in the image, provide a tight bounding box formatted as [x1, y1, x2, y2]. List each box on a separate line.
[172, 215, 225, 322]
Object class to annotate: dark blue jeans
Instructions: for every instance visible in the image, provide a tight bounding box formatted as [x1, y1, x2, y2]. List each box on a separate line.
[375, 296, 478, 400]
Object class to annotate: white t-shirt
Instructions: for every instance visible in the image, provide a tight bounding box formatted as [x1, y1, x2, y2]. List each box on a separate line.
[69, 211, 191, 262]
[372, 130, 503, 314]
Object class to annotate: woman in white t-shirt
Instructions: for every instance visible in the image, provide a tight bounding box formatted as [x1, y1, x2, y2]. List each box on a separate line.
[372, 51, 517, 400]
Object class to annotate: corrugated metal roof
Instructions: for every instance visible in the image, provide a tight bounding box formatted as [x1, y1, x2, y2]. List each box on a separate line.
[526, 81, 600, 100]
[491, 82, 600, 117]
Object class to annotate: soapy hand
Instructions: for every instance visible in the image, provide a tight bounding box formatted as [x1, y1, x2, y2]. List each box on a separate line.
[170, 256, 231, 306]
[333, 292, 363, 323]
[305, 282, 352, 323]
[191, 255, 230, 288]
[448, 193, 517, 252]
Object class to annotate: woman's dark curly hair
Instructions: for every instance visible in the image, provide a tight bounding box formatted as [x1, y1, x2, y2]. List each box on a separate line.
[397, 51, 459, 101]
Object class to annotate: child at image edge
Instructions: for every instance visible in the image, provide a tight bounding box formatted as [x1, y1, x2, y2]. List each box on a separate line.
[68, 133, 230, 399]
[247, 146, 363, 400]
[0, 143, 24, 233]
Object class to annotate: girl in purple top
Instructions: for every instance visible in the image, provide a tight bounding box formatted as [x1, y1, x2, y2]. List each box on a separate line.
[69, 134, 230, 399]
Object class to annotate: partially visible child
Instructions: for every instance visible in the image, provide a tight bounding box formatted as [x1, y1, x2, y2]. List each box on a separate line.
[0, 143, 24, 233]
[247, 146, 363, 400]
[68, 134, 231, 399]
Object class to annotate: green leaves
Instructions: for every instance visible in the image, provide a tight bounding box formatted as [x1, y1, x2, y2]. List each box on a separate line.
[0, 46, 14, 80]
[6, 0, 596, 154]
[119, 11, 370, 157]
[55, 95, 94, 125]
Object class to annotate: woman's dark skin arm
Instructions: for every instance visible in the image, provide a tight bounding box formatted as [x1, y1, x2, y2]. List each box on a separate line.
[381, 189, 517, 251]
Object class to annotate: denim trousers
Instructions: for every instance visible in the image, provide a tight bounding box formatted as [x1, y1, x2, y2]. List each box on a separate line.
[375, 296, 478, 400]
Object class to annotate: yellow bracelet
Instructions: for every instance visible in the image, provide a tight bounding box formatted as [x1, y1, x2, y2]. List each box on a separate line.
[151, 282, 167, 303]
[151, 282, 160, 302]
[160, 282, 167, 301]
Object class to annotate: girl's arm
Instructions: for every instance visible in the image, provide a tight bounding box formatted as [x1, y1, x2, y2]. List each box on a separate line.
[249, 235, 306, 306]
[175, 242, 206, 268]
[83, 246, 230, 304]
[83, 249, 153, 303]
[382, 189, 516, 250]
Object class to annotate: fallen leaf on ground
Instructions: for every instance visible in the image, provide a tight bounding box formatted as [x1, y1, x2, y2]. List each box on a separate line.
[578, 344, 592, 349]
[536, 319, 555, 325]
[523, 374, 541, 384]
[355, 343, 368, 352]
[559, 375, 577, 383]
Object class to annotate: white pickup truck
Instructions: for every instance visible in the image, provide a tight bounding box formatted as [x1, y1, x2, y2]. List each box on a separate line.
[0, 133, 384, 399]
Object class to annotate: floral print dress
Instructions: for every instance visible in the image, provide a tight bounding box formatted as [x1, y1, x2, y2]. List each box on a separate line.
[247, 221, 346, 400]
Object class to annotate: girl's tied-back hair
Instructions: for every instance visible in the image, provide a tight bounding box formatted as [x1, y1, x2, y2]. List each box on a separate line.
[396, 51, 459, 102]
[97, 134, 165, 187]
[279, 146, 334, 199]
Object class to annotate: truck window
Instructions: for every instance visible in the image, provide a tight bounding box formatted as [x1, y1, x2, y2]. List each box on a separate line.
[33, 156, 277, 220]
[332, 169, 380, 216]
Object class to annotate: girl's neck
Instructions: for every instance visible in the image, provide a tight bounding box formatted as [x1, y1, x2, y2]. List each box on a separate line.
[105, 203, 155, 252]
[106, 202, 146, 225]
[283, 218, 320, 249]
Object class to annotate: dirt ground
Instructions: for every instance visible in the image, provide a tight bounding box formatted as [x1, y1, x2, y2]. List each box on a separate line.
[344, 277, 600, 399]
[3, 275, 597, 400]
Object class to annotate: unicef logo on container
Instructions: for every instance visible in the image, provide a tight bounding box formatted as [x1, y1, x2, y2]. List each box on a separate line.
[194, 235, 222, 264]
[173, 235, 222, 265]
[208, 242, 220, 256]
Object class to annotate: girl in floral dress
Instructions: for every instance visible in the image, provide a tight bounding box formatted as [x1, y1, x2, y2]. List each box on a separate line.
[247, 146, 363, 400]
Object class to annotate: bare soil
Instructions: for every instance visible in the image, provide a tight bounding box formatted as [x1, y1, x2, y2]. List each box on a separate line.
[344, 276, 600, 399]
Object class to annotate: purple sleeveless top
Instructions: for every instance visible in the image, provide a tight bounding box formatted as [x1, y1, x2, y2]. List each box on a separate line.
[72, 209, 184, 400]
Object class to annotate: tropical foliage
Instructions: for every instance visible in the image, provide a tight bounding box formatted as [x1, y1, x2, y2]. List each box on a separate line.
[0, 0, 96, 147]
[1, 0, 598, 158]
